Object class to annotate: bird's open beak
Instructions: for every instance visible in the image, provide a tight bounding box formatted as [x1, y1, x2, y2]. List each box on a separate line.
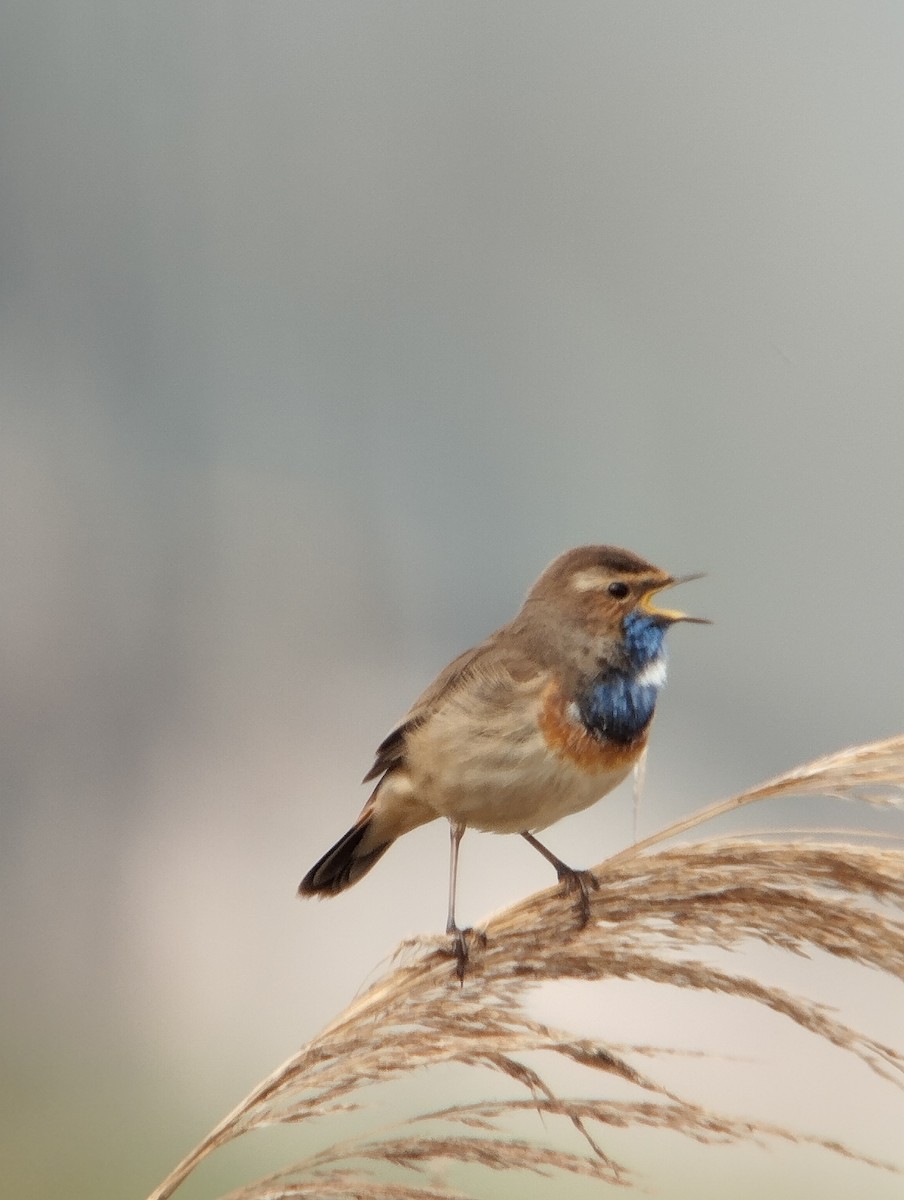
[639, 572, 711, 624]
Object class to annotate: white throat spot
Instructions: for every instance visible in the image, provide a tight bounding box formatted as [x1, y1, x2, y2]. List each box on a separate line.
[635, 657, 668, 689]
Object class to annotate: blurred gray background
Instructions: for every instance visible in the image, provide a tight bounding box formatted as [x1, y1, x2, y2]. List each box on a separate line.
[3, 4, 903, 1198]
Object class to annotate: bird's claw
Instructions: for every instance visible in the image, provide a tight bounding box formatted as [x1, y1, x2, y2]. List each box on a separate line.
[556, 866, 599, 928]
[444, 925, 487, 982]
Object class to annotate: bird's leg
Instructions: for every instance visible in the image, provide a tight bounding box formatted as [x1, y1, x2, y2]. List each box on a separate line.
[445, 821, 469, 980]
[520, 831, 598, 927]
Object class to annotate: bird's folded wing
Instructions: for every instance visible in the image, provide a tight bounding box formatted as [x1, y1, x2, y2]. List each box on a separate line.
[362, 633, 543, 782]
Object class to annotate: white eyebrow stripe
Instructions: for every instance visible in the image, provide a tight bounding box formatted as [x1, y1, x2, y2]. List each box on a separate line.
[570, 569, 610, 591]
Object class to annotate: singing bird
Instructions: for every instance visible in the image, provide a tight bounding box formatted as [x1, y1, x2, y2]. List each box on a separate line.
[299, 545, 706, 973]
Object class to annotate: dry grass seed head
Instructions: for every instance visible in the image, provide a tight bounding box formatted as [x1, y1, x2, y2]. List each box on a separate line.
[149, 735, 904, 1200]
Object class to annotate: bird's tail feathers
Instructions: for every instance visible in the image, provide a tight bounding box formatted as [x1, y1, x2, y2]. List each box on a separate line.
[298, 814, 393, 897]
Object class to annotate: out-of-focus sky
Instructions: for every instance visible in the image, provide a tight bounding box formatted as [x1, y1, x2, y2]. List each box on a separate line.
[2, 5, 903, 1198]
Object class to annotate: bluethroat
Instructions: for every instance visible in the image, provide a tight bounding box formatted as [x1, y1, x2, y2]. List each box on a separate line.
[299, 545, 707, 975]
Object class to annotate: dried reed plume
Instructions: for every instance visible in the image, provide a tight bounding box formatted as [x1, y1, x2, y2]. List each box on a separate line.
[149, 734, 904, 1199]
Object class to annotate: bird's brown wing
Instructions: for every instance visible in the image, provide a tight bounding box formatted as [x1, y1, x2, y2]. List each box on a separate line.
[362, 631, 542, 782]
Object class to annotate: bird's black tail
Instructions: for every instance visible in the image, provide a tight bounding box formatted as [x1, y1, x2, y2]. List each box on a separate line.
[298, 815, 393, 896]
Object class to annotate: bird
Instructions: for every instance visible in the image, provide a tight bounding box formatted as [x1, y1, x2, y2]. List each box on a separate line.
[299, 545, 707, 976]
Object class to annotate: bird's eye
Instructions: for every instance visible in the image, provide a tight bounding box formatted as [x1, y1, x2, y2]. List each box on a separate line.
[607, 581, 630, 598]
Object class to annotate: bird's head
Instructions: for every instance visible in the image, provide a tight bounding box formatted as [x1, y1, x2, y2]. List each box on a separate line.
[526, 544, 709, 666]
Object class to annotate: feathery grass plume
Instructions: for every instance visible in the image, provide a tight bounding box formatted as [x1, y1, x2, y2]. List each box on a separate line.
[148, 734, 904, 1200]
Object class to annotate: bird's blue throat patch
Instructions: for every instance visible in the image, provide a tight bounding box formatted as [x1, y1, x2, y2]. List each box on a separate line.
[622, 608, 667, 668]
[578, 609, 668, 744]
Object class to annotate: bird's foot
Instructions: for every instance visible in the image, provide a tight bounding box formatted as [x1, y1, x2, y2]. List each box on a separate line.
[443, 925, 487, 983]
[556, 866, 599, 928]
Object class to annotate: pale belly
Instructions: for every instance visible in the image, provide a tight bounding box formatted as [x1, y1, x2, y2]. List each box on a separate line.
[404, 718, 633, 834]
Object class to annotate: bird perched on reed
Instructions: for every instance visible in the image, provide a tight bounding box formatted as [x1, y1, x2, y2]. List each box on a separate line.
[299, 545, 707, 975]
